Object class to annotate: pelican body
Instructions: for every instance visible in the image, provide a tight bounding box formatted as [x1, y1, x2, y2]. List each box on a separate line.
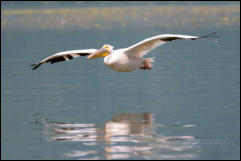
[101, 48, 147, 72]
[31, 32, 217, 72]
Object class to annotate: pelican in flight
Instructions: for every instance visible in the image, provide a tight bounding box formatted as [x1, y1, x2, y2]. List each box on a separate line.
[31, 32, 217, 72]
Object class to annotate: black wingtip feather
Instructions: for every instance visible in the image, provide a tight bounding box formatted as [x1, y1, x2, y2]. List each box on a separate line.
[199, 32, 219, 39]
[30, 63, 42, 70]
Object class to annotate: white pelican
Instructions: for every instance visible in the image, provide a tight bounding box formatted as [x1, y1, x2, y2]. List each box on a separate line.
[31, 32, 217, 72]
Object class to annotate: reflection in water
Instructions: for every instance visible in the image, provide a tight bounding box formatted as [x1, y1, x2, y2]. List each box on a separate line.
[40, 113, 199, 160]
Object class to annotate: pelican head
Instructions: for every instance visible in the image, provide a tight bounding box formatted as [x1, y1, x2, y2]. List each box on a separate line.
[86, 44, 114, 60]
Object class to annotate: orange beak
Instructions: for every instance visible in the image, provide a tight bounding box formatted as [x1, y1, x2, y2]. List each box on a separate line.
[86, 48, 109, 60]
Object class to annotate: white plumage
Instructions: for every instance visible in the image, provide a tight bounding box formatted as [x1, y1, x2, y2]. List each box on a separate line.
[32, 32, 217, 72]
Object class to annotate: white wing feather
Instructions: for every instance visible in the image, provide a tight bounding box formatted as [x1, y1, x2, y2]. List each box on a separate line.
[32, 49, 97, 70]
[124, 34, 200, 57]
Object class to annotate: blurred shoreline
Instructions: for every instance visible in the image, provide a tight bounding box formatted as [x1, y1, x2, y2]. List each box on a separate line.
[2, 5, 240, 30]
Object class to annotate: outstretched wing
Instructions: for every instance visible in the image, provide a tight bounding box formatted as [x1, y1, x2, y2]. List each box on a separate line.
[31, 49, 97, 70]
[124, 32, 217, 57]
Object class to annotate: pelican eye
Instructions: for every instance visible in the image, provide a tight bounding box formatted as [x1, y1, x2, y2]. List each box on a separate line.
[104, 46, 109, 50]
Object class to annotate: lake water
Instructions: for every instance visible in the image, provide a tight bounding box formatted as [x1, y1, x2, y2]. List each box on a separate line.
[1, 2, 240, 160]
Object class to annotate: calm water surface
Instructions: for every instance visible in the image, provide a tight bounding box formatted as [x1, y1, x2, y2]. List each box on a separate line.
[1, 2, 240, 160]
